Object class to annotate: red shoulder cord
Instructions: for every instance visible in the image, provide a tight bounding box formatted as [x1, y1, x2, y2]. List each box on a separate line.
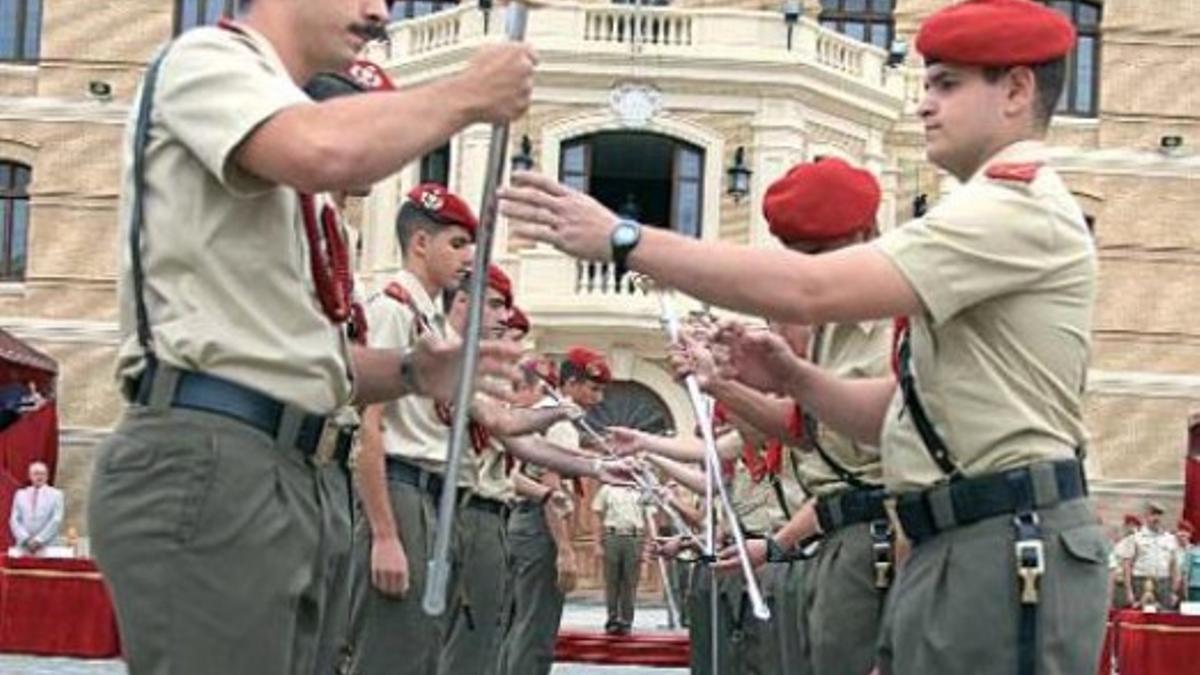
[742, 439, 784, 484]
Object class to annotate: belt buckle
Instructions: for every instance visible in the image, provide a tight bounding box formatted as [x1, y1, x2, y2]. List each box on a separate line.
[1013, 513, 1045, 605]
[312, 422, 340, 467]
[870, 520, 894, 589]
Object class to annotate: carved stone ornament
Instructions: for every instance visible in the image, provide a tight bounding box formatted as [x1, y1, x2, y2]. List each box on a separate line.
[609, 83, 662, 128]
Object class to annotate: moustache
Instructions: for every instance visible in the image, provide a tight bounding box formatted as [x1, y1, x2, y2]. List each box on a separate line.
[351, 23, 390, 44]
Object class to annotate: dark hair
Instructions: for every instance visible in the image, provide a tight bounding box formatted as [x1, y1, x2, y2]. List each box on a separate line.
[982, 59, 1067, 130]
[559, 360, 588, 386]
[303, 73, 364, 102]
[395, 202, 451, 255]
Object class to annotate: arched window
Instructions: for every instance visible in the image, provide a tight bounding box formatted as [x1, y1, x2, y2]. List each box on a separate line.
[174, 0, 237, 35]
[390, 1, 459, 21]
[0, 161, 31, 282]
[1045, 0, 1101, 117]
[0, 0, 42, 62]
[819, 0, 894, 50]
[561, 132, 705, 238]
[586, 381, 675, 436]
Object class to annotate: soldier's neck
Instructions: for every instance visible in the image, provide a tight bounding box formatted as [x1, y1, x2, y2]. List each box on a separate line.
[403, 260, 439, 300]
[240, 6, 319, 84]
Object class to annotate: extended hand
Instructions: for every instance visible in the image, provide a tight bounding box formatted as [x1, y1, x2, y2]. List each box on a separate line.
[715, 539, 767, 573]
[713, 322, 800, 396]
[500, 171, 617, 261]
[409, 334, 522, 402]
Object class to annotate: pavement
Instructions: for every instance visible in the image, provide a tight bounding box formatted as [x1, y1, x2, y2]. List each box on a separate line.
[0, 601, 690, 675]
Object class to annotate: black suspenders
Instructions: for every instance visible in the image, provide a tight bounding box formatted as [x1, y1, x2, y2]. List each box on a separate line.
[895, 324, 962, 479]
[806, 326, 881, 490]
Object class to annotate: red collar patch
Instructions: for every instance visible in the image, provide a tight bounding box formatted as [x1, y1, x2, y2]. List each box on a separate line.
[985, 162, 1043, 184]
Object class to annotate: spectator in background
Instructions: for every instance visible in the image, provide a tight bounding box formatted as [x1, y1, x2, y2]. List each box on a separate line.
[17, 381, 47, 412]
[1123, 501, 1180, 609]
[1178, 521, 1200, 604]
[1113, 514, 1141, 609]
[9, 462, 64, 557]
[593, 483, 650, 635]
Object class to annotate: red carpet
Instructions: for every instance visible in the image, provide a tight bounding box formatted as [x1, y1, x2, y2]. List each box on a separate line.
[555, 629, 690, 667]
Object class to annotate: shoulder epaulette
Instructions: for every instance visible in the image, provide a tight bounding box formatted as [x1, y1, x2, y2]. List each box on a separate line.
[985, 161, 1043, 184]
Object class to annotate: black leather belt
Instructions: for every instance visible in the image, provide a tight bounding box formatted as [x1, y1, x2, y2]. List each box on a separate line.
[896, 460, 1086, 545]
[604, 527, 643, 537]
[512, 500, 543, 514]
[815, 487, 890, 534]
[467, 495, 509, 517]
[385, 457, 466, 503]
[125, 359, 351, 466]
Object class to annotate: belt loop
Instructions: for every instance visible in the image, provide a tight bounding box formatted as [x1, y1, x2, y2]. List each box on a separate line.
[1029, 463, 1059, 509]
[276, 405, 305, 452]
[146, 364, 179, 412]
[827, 497, 845, 531]
[927, 486, 956, 532]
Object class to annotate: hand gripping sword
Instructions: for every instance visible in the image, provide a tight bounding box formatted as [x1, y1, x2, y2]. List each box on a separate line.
[633, 274, 771, 624]
[423, 2, 533, 617]
[526, 368, 704, 551]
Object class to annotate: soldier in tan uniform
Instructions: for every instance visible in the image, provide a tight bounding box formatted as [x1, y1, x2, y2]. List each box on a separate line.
[439, 268, 625, 675]
[501, 2, 1107, 673]
[499, 347, 611, 675]
[691, 159, 894, 675]
[299, 59, 396, 675]
[592, 483, 650, 634]
[91, 1, 534, 672]
[622, 409, 803, 675]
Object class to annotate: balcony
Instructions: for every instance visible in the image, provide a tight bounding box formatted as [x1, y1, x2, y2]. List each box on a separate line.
[383, 3, 909, 106]
[503, 245, 729, 340]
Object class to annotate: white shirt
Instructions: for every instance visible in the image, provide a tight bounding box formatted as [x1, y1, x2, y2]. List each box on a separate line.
[10, 484, 64, 548]
[1131, 527, 1179, 578]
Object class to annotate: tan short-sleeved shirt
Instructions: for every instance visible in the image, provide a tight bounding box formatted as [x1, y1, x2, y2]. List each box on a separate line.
[475, 436, 515, 503]
[875, 141, 1096, 493]
[1131, 528, 1180, 578]
[727, 442, 787, 534]
[521, 396, 581, 481]
[796, 320, 891, 496]
[367, 270, 477, 486]
[115, 25, 352, 413]
[592, 484, 648, 532]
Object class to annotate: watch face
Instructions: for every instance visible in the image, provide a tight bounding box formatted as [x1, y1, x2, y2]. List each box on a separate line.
[614, 221, 639, 247]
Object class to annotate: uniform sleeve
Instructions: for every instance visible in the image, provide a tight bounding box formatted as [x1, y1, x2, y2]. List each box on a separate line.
[592, 486, 607, 513]
[366, 296, 415, 351]
[545, 420, 580, 452]
[156, 29, 311, 197]
[874, 183, 1066, 325]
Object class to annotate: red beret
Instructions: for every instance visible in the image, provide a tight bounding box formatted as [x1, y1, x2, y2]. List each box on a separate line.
[917, 0, 1076, 67]
[522, 357, 558, 389]
[1124, 514, 1142, 527]
[506, 306, 530, 334]
[763, 158, 880, 245]
[487, 264, 513, 308]
[564, 346, 612, 384]
[345, 60, 396, 92]
[406, 183, 478, 239]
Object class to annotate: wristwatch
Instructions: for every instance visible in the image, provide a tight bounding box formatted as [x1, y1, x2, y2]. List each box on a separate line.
[765, 536, 789, 563]
[399, 353, 422, 396]
[610, 218, 643, 277]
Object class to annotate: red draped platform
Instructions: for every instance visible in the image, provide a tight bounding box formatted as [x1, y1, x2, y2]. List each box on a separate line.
[1099, 610, 1200, 675]
[555, 628, 689, 667]
[0, 556, 120, 658]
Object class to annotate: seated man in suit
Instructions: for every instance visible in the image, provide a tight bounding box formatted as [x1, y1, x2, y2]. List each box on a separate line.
[10, 461, 64, 557]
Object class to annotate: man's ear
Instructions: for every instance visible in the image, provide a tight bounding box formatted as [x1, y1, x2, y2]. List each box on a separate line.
[1004, 66, 1038, 127]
